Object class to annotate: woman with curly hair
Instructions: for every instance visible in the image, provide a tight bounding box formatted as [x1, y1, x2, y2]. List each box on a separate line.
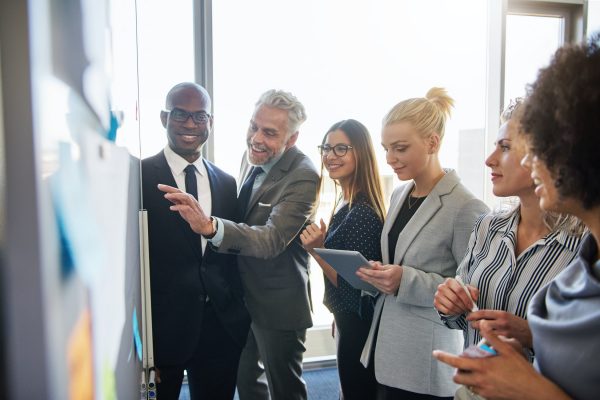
[434, 33, 600, 400]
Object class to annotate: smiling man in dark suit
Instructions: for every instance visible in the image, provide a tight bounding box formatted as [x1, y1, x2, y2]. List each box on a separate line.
[159, 90, 319, 400]
[142, 82, 250, 400]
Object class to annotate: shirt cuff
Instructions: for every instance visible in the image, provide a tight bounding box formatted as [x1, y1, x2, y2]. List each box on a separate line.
[361, 289, 378, 297]
[208, 217, 224, 247]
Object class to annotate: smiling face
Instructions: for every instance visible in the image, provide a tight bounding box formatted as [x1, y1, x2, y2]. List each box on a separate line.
[520, 152, 580, 215]
[527, 154, 563, 212]
[322, 129, 356, 188]
[246, 105, 298, 165]
[485, 120, 533, 198]
[161, 87, 212, 163]
[381, 121, 435, 181]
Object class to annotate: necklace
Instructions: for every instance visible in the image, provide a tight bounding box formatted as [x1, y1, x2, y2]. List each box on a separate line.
[407, 195, 420, 209]
[407, 188, 425, 210]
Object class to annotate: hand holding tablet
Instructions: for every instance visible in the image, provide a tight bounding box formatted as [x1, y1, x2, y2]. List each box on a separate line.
[312, 248, 376, 292]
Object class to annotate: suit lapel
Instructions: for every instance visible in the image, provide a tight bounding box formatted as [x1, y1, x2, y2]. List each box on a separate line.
[242, 147, 299, 220]
[381, 183, 412, 264]
[202, 160, 222, 259]
[392, 193, 442, 264]
[204, 159, 221, 217]
[387, 170, 460, 265]
[154, 152, 203, 261]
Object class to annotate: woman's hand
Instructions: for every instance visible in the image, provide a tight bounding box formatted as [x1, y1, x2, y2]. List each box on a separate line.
[434, 278, 479, 316]
[467, 310, 532, 348]
[433, 321, 571, 400]
[299, 219, 327, 253]
[356, 261, 403, 295]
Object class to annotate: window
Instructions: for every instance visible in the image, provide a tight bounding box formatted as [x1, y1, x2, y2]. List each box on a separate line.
[503, 0, 584, 106]
[134, 0, 195, 160]
[481, 0, 584, 206]
[504, 14, 564, 105]
[587, 0, 600, 36]
[212, 0, 490, 358]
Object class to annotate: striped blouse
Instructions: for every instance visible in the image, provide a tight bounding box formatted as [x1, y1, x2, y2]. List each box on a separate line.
[441, 208, 582, 350]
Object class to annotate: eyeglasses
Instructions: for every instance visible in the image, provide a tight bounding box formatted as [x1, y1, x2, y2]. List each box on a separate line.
[318, 144, 354, 157]
[165, 108, 211, 124]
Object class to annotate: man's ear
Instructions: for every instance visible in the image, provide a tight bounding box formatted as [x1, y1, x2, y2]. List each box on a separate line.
[285, 131, 299, 149]
[160, 111, 168, 128]
[208, 114, 214, 132]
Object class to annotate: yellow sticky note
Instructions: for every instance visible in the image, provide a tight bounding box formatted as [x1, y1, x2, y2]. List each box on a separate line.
[68, 309, 94, 400]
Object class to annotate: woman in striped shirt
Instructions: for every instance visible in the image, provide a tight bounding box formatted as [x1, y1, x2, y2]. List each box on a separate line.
[433, 99, 584, 355]
[432, 36, 600, 400]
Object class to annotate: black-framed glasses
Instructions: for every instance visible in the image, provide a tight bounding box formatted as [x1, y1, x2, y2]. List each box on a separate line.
[165, 108, 211, 124]
[318, 144, 354, 157]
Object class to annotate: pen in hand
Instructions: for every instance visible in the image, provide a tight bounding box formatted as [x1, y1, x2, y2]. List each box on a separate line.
[455, 275, 479, 312]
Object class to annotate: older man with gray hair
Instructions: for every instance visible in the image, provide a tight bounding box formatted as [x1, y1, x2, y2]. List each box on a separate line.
[159, 89, 319, 400]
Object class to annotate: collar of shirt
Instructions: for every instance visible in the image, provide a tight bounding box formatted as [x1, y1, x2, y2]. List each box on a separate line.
[164, 145, 207, 178]
[163, 145, 212, 254]
[492, 207, 580, 253]
[251, 151, 284, 176]
[544, 229, 581, 252]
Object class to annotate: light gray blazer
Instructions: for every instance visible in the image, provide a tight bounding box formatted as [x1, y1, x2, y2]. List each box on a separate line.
[217, 146, 319, 331]
[361, 170, 489, 396]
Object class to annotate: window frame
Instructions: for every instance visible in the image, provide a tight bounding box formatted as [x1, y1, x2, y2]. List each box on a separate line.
[484, 0, 585, 205]
[195, 0, 588, 363]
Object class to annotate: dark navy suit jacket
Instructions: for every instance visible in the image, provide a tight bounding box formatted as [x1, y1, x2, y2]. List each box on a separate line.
[142, 151, 250, 366]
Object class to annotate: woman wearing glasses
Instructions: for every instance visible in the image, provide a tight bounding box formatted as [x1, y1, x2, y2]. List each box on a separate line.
[300, 119, 386, 400]
[356, 88, 488, 399]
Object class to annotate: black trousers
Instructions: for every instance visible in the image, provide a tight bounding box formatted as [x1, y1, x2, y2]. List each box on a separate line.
[334, 311, 376, 400]
[156, 302, 243, 400]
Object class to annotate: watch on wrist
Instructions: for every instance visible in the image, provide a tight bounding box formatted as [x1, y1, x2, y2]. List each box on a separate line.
[203, 217, 218, 239]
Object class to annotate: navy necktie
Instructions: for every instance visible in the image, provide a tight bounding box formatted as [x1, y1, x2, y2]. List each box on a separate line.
[184, 164, 198, 200]
[238, 167, 263, 218]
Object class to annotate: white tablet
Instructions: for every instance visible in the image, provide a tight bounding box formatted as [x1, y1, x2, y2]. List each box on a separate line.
[312, 248, 376, 292]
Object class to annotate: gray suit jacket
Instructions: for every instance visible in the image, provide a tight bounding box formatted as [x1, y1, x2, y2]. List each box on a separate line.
[217, 146, 319, 331]
[361, 170, 489, 396]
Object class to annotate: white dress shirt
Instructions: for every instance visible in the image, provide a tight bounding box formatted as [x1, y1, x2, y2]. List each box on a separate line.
[163, 145, 212, 254]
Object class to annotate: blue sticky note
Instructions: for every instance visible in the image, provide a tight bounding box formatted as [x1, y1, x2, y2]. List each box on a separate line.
[132, 308, 143, 361]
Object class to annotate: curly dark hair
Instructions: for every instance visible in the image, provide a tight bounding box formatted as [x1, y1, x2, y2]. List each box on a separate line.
[521, 33, 600, 209]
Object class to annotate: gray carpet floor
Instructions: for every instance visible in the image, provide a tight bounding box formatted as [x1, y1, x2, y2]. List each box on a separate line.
[178, 367, 339, 400]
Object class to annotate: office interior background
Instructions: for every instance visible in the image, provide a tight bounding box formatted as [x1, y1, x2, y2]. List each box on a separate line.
[1, 0, 599, 398]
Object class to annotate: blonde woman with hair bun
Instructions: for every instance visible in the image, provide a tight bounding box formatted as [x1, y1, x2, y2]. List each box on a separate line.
[357, 88, 489, 399]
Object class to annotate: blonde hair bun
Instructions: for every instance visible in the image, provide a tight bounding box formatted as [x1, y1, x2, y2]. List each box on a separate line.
[383, 87, 455, 141]
[425, 87, 454, 118]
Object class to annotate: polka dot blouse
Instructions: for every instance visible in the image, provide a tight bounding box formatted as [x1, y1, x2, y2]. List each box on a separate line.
[323, 194, 383, 317]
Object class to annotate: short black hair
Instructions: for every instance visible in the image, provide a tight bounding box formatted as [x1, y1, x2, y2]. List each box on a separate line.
[521, 33, 600, 209]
